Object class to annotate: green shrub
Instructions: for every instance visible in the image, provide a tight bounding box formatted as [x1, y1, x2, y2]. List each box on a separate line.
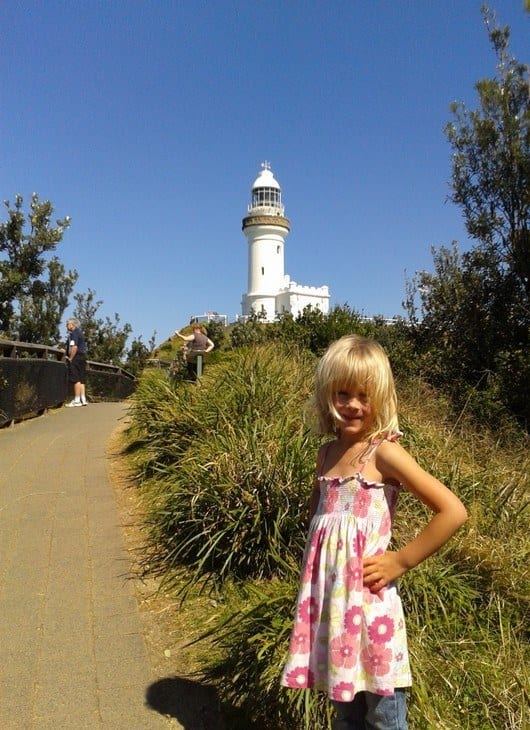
[125, 368, 204, 476]
[130, 344, 321, 595]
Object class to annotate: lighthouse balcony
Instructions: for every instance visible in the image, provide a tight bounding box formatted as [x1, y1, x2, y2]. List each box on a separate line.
[247, 203, 285, 216]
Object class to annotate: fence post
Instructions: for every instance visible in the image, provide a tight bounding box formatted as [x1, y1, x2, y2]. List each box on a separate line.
[196, 354, 203, 378]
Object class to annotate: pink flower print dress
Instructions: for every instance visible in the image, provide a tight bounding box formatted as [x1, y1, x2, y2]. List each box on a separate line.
[281, 434, 412, 701]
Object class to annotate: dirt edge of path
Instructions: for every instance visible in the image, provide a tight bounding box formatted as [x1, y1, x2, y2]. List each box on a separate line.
[106, 419, 226, 730]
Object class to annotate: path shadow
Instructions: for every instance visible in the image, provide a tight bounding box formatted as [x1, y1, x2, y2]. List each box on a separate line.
[145, 676, 226, 729]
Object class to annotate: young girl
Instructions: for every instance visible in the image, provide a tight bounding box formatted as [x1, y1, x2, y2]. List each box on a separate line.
[281, 335, 467, 729]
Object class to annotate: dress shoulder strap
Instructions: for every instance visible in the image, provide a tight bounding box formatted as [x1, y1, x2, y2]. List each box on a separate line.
[357, 440, 380, 474]
[357, 431, 403, 473]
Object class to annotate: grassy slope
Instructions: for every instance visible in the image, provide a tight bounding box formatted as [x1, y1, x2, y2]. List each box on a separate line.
[125, 349, 529, 730]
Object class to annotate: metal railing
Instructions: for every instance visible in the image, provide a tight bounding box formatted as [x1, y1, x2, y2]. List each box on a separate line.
[0, 339, 136, 426]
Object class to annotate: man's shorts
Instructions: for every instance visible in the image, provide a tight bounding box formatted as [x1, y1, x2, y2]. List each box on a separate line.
[68, 353, 87, 384]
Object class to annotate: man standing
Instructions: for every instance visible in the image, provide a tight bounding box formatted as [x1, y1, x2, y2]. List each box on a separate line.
[65, 318, 88, 406]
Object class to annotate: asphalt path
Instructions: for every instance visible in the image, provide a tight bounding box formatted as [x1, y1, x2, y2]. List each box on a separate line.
[0, 403, 170, 729]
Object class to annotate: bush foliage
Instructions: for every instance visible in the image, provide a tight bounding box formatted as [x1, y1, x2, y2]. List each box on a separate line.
[405, 12, 530, 428]
[127, 344, 319, 596]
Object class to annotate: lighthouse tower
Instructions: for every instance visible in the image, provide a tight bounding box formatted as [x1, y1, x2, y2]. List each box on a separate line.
[241, 162, 330, 322]
[241, 162, 290, 321]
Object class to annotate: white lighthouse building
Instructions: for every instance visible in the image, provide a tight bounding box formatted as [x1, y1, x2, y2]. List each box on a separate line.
[241, 162, 330, 322]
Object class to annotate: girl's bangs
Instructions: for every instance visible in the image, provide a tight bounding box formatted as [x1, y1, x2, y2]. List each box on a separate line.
[328, 354, 374, 396]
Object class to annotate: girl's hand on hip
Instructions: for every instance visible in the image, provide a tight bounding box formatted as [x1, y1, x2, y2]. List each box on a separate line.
[363, 552, 407, 593]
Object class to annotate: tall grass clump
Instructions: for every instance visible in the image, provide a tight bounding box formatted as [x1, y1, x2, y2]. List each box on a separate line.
[125, 368, 205, 476]
[391, 379, 529, 729]
[127, 344, 320, 595]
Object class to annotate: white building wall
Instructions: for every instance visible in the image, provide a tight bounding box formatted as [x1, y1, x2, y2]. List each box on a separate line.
[276, 281, 330, 319]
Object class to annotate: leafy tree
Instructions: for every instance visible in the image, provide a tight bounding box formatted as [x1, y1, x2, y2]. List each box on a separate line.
[124, 336, 152, 376]
[274, 304, 367, 355]
[0, 194, 74, 340]
[230, 305, 370, 356]
[124, 331, 156, 375]
[229, 310, 270, 348]
[304, 303, 366, 354]
[406, 242, 510, 381]
[73, 288, 132, 364]
[407, 7, 530, 423]
[15, 257, 78, 345]
[446, 8, 530, 300]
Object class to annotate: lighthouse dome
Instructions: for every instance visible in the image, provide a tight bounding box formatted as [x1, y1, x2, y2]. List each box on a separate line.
[251, 165, 281, 191]
[248, 162, 284, 215]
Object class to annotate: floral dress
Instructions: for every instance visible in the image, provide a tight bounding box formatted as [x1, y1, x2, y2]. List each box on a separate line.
[281, 434, 411, 702]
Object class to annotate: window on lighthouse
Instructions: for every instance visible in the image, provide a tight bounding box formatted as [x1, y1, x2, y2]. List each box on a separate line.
[252, 187, 281, 208]
[261, 267, 264, 275]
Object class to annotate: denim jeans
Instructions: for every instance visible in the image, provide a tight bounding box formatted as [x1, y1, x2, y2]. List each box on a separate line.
[331, 689, 408, 730]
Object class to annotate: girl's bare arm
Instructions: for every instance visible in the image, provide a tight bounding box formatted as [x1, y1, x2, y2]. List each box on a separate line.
[363, 440, 467, 591]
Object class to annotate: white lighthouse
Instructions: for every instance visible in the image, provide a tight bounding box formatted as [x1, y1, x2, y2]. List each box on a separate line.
[241, 162, 330, 322]
[241, 161, 290, 321]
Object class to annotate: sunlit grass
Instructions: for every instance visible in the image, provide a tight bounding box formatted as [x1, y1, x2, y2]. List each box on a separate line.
[125, 349, 529, 729]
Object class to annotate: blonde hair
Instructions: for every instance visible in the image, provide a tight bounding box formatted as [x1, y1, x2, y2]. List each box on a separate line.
[314, 334, 399, 440]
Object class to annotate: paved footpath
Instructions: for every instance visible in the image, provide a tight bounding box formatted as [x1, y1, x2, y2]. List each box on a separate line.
[0, 403, 170, 729]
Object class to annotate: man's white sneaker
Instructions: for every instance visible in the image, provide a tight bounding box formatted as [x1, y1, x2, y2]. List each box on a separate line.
[65, 400, 83, 407]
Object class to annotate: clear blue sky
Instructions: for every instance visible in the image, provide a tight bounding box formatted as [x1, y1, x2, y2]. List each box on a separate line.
[2, 1, 529, 346]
